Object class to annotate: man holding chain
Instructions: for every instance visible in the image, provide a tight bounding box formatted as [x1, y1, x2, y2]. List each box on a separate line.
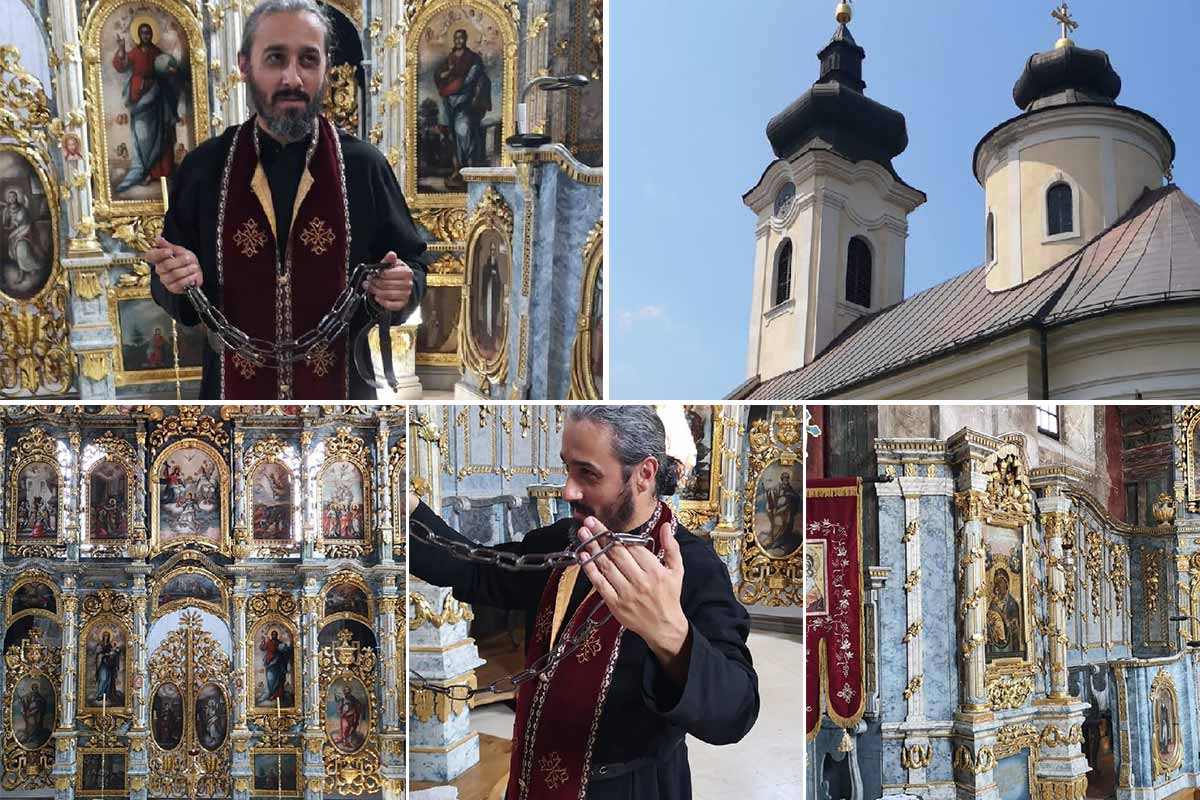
[408, 406, 760, 800]
[145, 0, 427, 399]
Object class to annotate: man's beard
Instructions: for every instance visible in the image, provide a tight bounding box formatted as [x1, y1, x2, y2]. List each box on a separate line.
[570, 477, 638, 533]
[248, 68, 324, 144]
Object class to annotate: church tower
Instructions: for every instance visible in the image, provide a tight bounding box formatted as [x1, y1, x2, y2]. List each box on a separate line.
[743, 1, 926, 385]
[975, 2, 1175, 291]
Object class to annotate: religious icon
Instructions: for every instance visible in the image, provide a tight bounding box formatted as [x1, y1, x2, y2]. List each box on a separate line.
[416, 10, 504, 192]
[323, 583, 370, 619]
[319, 462, 366, 541]
[467, 229, 509, 362]
[324, 677, 368, 753]
[61, 133, 83, 162]
[0, 149, 55, 302]
[982, 524, 1028, 662]
[15, 460, 58, 540]
[254, 626, 295, 708]
[804, 541, 828, 616]
[681, 406, 713, 500]
[415, 284, 463, 359]
[4, 616, 62, 651]
[98, 4, 194, 199]
[11, 581, 56, 615]
[753, 462, 804, 558]
[194, 683, 228, 751]
[82, 623, 126, 710]
[116, 296, 204, 374]
[89, 461, 129, 539]
[151, 683, 183, 750]
[317, 619, 376, 651]
[251, 461, 293, 540]
[12, 674, 55, 749]
[156, 571, 222, 610]
[1151, 669, 1182, 776]
[252, 752, 298, 793]
[80, 752, 126, 792]
[155, 446, 222, 543]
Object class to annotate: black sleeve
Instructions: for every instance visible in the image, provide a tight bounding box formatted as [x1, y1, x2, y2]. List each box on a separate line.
[640, 537, 761, 745]
[408, 500, 554, 612]
[368, 158, 429, 323]
[151, 158, 211, 328]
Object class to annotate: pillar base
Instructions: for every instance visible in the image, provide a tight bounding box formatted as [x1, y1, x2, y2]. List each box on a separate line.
[410, 731, 481, 783]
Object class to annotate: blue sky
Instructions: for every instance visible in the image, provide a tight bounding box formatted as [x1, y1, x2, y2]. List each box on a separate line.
[609, 0, 1200, 399]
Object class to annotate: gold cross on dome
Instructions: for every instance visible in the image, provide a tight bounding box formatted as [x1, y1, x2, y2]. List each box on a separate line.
[1051, 3, 1079, 48]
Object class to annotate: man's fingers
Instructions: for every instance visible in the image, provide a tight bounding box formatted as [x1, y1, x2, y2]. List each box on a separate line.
[661, 522, 684, 573]
[578, 553, 616, 603]
[626, 540, 664, 574]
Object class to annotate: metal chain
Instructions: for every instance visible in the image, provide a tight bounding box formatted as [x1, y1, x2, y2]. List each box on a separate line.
[184, 261, 388, 368]
[407, 508, 663, 700]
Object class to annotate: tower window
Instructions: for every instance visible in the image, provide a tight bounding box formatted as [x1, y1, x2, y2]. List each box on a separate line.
[1047, 182, 1074, 236]
[773, 239, 792, 307]
[986, 212, 995, 263]
[845, 237, 872, 308]
[774, 182, 796, 218]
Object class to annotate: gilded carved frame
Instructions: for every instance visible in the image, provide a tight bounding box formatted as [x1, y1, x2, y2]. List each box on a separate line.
[459, 187, 514, 386]
[321, 571, 375, 626]
[77, 588, 135, 718]
[6, 570, 61, 622]
[249, 747, 302, 797]
[403, 0, 519, 213]
[1151, 667, 1183, 779]
[81, 0, 211, 222]
[82, 430, 138, 552]
[150, 562, 229, 621]
[568, 218, 603, 400]
[6, 427, 65, 554]
[2, 622, 61, 790]
[1176, 405, 1200, 513]
[149, 437, 230, 556]
[739, 406, 806, 606]
[319, 628, 380, 796]
[677, 405, 725, 531]
[0, 141, 61, 309]
[245, 590, 302, 728]
[106, 276, 202, 387]
[315, 426, 374, 558]
[243, 434, 299, 550]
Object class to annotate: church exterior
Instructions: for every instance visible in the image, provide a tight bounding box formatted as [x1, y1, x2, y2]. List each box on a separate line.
[733, 4, 1200, 401]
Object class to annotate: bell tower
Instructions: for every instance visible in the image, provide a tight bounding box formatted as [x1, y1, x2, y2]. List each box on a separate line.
[743, 0, 926, 385]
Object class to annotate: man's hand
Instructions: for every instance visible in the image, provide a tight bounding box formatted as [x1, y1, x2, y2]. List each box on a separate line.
[145, 235, 203, 294]
[576, 517, 692, 685]
[365, 251, 414, 312]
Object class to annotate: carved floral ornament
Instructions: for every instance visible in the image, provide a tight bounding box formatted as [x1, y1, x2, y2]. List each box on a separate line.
[956, 447, 1034, 526]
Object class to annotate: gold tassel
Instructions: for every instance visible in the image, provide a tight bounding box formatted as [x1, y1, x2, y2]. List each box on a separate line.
[838, 728, 853, 752]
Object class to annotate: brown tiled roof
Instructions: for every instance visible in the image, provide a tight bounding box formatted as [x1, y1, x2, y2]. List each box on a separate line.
[734, 184, 1200, 400]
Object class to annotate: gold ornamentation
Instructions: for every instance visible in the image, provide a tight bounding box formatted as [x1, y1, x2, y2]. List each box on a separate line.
[1036, 776, 1088, 800]
[568, 218, 603, 400]
[83, 431, 138, 552]
[6, 427, 65, 552]
[316, 427, 374, 558]
[150, 561, 229, 620]
[300, 217, 336, 255]
[1039, 725, 1085, 748]
[953, 744, 996, 776]
[232, 351, 258, 379]
[410, 671, 475, 724]
[901, 520, 918, 543]
[307, 342, 335, 377]
[902, 621, 923, 643]
[2, 627, 61, 789]
[324, 63, 360, 132]
[1084, 527, 1104, 621]
[1109, 542, 1128, 612]
[903, 675, 923, 700]
[413, 208, 469, 243]
[148, 406, 229, 449]
[1176, 406, 1200, 513]
[404, 0, 519, 214]
[321, 572, 375, 624]
[460, 187, 515, 386]
[740, 408, 807, 606]
[319, 629, 381, 796]
[149, 437, 231, 556]
[1151, 667, 1183, 779]
[985, 674, 1035, 710]
[1152, 492, 1177, 526]
[1145, 547, 1162, 616]
[246, 590, 301, 743]
[900, 743, 932, 770]
[0, 47, 54, 152]
[83, 0, 210, 222]
[234, 218, 268, 258]
[904, 569, 921, 592]
[408, 592, 474, 629]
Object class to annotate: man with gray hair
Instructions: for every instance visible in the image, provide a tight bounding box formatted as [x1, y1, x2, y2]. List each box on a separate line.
[145, 0, 428, 399]
[409, 405, 760, 800]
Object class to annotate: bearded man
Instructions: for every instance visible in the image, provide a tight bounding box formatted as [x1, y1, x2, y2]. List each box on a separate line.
[146, 0, 428, 399]
[409, 406, 760, 800]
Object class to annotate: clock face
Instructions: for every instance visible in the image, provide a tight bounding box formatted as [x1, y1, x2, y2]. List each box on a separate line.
[774, 182, 796, 218]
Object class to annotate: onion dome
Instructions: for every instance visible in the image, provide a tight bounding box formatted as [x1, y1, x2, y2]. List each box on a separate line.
[1012, 44, 1122, 112]
[765, 1, 909, 177]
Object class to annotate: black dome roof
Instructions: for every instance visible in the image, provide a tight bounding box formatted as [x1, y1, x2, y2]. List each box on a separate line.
[1012, 44, 1122, 112]
[766, 23, 909, 176]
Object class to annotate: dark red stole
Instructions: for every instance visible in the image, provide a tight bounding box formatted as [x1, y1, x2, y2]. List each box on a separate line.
[506, 503, 675, 800]
[215, 115, 350, 399]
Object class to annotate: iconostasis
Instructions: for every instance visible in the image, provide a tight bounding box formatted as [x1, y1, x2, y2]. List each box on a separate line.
[0, 404, 406, 799]
[0, 0, 602, 399]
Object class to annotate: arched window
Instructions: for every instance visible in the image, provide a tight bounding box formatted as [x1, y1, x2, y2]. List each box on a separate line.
[1047, 182, 1074, 236]
[986, 212, 996, 263]
[845, 237, 872, 308]
[773, 239, 792, 307]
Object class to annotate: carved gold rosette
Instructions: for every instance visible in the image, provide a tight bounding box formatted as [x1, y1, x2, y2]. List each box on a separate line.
[459, 187, 515, 385]
[2, 626, 61, 790]
[7, 427, 66, 557]
[246, 590, 302, 744]
[82, 430, 139, 555]
[319, 628, 381, 796]
[146, 611, 233, 798]
[316, 426, 374, 558]
[568, 218, 603, 400]
[0, 47, 73, 398]
[739, 406, 805, 606]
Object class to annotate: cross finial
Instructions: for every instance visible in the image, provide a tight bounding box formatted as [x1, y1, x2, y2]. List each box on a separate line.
[1051, 2, 1079, 49]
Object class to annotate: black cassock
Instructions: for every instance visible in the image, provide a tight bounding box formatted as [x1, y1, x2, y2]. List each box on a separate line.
[410, 501, 760, 800]
[151, 122, 429, 400]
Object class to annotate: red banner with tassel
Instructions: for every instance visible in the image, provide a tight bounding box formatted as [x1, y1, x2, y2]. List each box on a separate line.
[805, 477, 865, 745]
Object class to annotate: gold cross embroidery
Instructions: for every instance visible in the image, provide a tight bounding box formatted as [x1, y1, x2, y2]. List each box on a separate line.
[234, 218, 267, 258]
[300, 217, 336, 255]
[539, 752, 569, 790]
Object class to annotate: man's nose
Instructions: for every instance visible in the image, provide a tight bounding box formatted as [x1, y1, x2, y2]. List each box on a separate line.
[280, 60, 302, 87]
[563, 478, 582, 502]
